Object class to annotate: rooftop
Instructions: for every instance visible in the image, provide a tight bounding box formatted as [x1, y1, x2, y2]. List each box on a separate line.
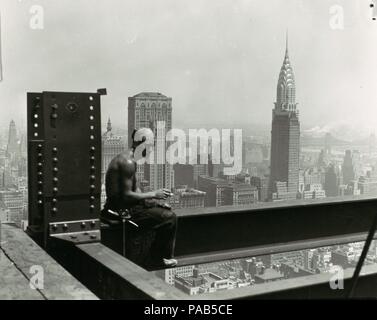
[132, 92, 169, 99]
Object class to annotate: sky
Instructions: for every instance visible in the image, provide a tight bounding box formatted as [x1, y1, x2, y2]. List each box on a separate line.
[0, 0, 376, 139]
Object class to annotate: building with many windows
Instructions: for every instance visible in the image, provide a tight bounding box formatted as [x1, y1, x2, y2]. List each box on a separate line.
[173, 185, 206, 209]
[128, 92, 174, 190]
[269, 37, 300, 201]
[101, 118, 126, 182]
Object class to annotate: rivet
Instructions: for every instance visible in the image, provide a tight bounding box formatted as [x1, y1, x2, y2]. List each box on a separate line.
[63, 224, 68, 230]
[91, 221, 96, 227]
[51, 208, 58, 214]
[52, 224, 58, 230]
[51, 113, 58, 119]
[90, 234, 97, 239]
[53, 157, 58, 163]
[81, 222, 86, 228]
[52, 147, 58, 153]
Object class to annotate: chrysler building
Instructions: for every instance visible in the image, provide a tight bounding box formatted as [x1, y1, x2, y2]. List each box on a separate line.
[269, 35, 300, 201]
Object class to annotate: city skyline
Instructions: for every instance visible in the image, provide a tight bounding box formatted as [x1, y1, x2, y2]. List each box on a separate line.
[0, 1, 376, 139]
[2, 1, 377, 302]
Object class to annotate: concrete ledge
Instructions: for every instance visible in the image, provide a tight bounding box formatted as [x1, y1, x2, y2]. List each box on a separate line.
[0, 224, 98, 300]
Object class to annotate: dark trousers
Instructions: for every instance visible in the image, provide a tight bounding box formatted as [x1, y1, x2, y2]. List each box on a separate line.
[130, 205, 177, 264]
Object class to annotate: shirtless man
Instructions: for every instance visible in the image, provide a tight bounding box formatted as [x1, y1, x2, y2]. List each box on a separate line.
[103, 129, 178, 268]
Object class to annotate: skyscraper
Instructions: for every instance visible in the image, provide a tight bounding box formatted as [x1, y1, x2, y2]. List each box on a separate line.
[324, 164, 339, 197]
[128, 92, 174, 190]
[101, 118, 126, 182]
[342, 150, 361, 186]
[6, 120, 19, 157]
[269, 36, 300, 201]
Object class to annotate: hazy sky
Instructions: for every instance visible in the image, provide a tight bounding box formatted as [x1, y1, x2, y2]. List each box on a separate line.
[0, 0, 376, 138]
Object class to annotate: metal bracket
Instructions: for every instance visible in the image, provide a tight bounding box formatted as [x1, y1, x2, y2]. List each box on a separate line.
[49, 219, 101, 244]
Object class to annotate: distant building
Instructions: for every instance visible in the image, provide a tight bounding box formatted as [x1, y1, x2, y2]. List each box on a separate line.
[198, 176, 229, 207]
[193, 163, 209, 188]
[175, 268, 235, 296]
[271, 251, 305, 269]
[358, 168, 377, 197]
[102, 118, 126, 182]
[0, 190, 24, 226]
[342, 150, 361, 185]
[253, 267, 285, 284]
[174, 164, 194, 188]
[250, 176, 269, 202]
[173, 185, 206, 209]
[128, 92, 174, 190]
[269, 37, 300, 200]
[302, 183, 326, 200]
[303, 167, 325, 186]
[223, 183, 258, 206]
[279, 262, 314, 278]
[332, 245, 362, 269]
[6, 120, 19, 158]
[310, 248, 332, 271]
[271, 181, 297, 202]
[156, 265, 195, 286]
[317, 149, 330, 168]
[324, 164, 340, 197]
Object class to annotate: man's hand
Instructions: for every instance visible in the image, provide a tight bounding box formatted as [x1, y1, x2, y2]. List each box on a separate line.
[154, 189, 172, 199]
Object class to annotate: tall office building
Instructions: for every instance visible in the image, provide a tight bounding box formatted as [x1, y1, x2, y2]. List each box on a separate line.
[101, 118, 126, 182]
[324, 164, 339, 197]
[342, 150, 361, 186]
[269, 36, 300, 201]
[128, 92, 174, 190]
[6, 120, 19, 157]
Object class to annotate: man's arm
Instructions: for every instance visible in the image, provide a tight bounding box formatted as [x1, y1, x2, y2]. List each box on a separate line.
[124, 190, 157, 201]
[123, 189, 171, 202]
